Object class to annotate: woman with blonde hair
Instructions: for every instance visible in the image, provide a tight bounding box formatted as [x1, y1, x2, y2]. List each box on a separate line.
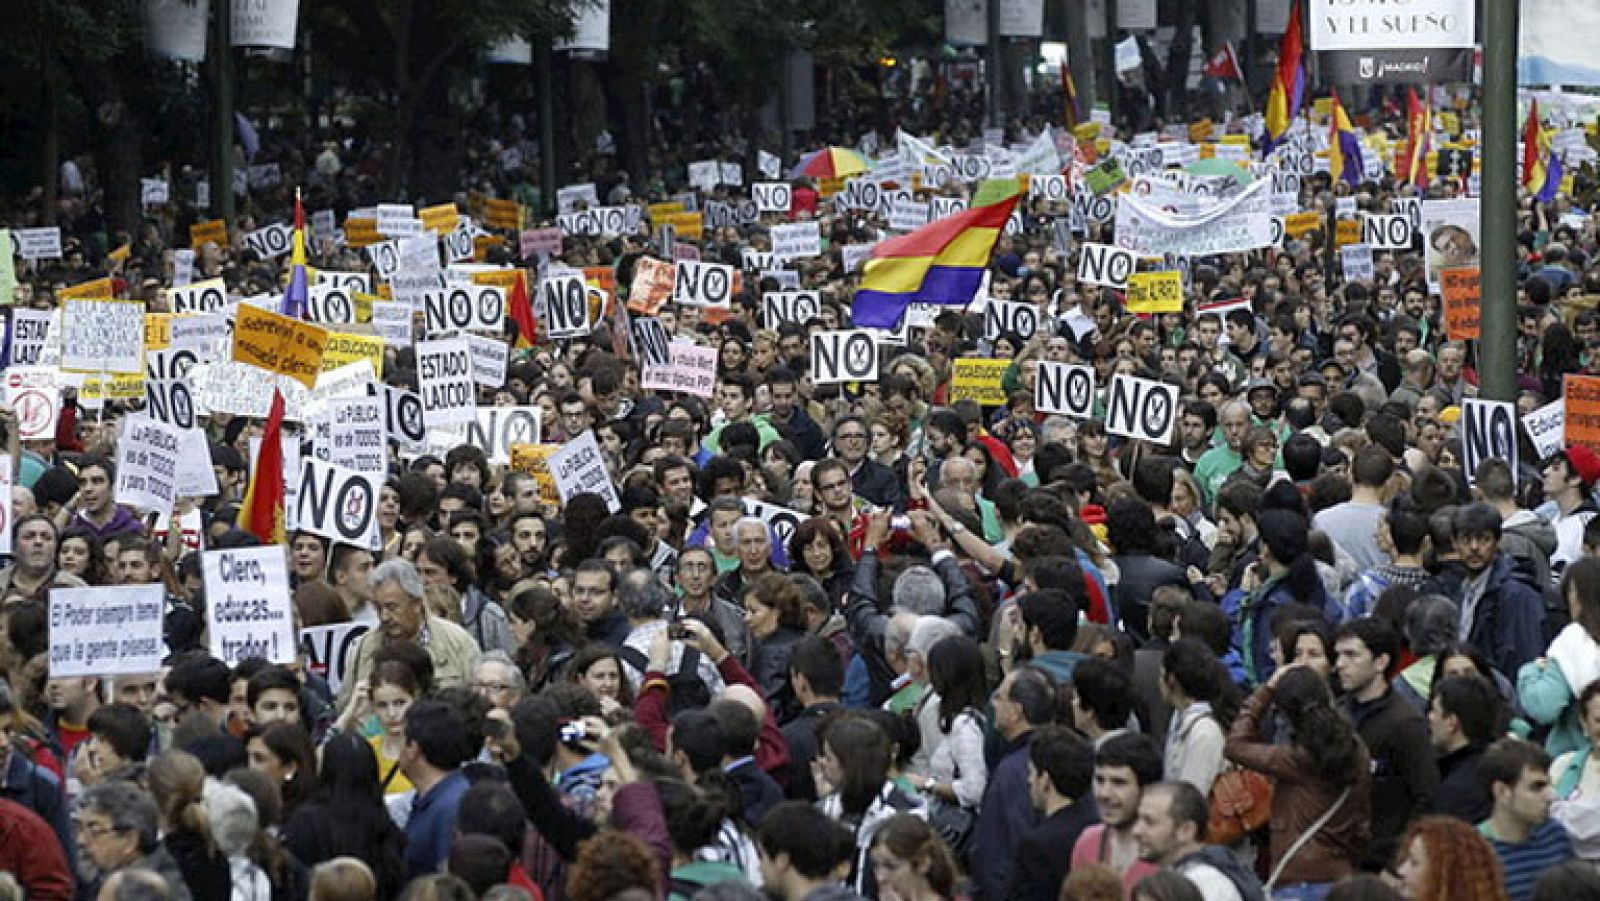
[1394, 816, 1508, 901]
[310, 857, 376, 901]
[146, 750, 230, 899]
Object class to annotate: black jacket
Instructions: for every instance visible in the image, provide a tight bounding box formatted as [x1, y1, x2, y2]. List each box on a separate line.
[1340, 688, 1439, 871]
[585, 609, 633, 648]
[1009, 800, 1099, 901]
[849, 458, 905, 511]
[1423, 741, 1491, 825]
[749, 627, 804, 724]
[768, 406, 828, 461]
[1112, 554, 1190, 644]
[782, 702, 842, 801]
[728, 757, 785, 827]
[845, 551, 981, 705]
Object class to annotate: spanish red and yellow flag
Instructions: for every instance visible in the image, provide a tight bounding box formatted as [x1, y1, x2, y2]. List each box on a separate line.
[239, 389, 288, 545]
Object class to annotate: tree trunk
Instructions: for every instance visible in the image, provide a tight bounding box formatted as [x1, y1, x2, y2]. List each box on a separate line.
[40, 69, 59, 226]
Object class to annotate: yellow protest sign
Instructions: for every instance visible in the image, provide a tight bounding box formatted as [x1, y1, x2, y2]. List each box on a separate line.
[1125, 271, 1185, 314]
[344, 217, 380, 247]
[1073, 122, 1101, 144]
[1284, 211, 1322, 238]
[1335, 219, 1362, 247]
[231, 304, 329, 388]
[189, 220, 229, 248]
[1189, 119, 1215, 142]
[1439, 111, 1461, 136]
[659, 212, 704, 242]
[950, 359, 1010, 406]
[647, 202, 686, 222]
[471, 269, 522, 292]
[59, 278, 115, 301]
[322, 332, 386, 377]
[80, 372, 144, 402]
[510, 443, 562, 508]
[483, 198, 522, 231]
[145, 313, 172, 350]
[1220, 134, 1251, 146]
[108, 243, 131, 265]
[419, 203, 459, 234]
[473, 235, 506, 262]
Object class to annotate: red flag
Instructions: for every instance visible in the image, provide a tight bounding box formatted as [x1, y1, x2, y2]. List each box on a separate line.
[1203, 42, 1243, 81]
[239, 389, 287, 546]
[509, 269, 539, 348]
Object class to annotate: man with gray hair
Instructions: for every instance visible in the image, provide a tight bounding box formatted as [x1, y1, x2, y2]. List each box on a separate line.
[338, 558, 480, 710]
[846, 509, 980, 706]
[616, 567, 726, 695]
[882, 611, 925, 715]
[1194, 400, 1250, 506]
[75, 780, 186, 898]
[473, 651, 529, 712]
[712, 517, 776, 609]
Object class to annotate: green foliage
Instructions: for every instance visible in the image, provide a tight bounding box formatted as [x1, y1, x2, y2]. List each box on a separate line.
[3, 0, 142, 70]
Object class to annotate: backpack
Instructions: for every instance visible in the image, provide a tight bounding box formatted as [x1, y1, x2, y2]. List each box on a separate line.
[617, 643, 710, 715]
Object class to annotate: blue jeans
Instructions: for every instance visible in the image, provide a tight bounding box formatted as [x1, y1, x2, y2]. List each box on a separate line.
[1271, 883, 1334, 901]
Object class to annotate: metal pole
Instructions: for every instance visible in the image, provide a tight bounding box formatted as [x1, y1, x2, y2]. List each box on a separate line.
[988, 0, 1003, 127]
[537, 38, 557, 218]
[211, 1, 235, 224]
[1478, 0, 1518, 401]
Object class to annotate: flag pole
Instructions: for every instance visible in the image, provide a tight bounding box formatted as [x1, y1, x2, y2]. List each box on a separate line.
[1478, 0, 1517, 401]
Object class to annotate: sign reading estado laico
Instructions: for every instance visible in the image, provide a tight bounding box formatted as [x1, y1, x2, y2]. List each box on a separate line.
[1309, 0, 1475, 84]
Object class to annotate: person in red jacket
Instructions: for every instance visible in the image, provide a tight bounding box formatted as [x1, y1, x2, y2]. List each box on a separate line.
[0, 796, 74, 900]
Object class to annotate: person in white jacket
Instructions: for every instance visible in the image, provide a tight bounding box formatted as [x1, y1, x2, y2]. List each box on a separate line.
[1160, 638, 1234, 798]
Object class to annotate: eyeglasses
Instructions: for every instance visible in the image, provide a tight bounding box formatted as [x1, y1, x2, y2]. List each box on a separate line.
[74, 819, 122, 839]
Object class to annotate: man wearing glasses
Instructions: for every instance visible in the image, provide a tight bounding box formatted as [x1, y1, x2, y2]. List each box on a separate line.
[830, 415, 903, 510]
[811, 459, 872, 560]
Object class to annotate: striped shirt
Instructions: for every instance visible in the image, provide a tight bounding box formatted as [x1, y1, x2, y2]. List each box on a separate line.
[1479, 818, 1575, 901]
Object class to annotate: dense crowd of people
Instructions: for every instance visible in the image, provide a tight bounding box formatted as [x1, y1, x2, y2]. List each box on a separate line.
[3, 63, 1600, 901]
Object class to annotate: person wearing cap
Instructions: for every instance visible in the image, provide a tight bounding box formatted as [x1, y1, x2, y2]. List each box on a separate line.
[1542, 446, 1600, 577]
[1244, 378, 1280, 427]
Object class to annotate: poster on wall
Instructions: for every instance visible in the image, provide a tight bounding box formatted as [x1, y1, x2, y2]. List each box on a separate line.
[1521, 0, 1600, 85]
[1309, 0, 1474, 84]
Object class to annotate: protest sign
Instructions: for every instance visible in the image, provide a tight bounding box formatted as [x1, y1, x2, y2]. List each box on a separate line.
[983, 299, 1040, 341]
[672, 261, 734, 309]
[48, 585, 166, 678]
[423, 284, 504, 335]
[1421, 198, 1480, 287]
[296, 457, 382, 551]
[1125, 271, 1184, 314]
[190, 219, 229, 248]
[168, 277, 229, 314]
[1340, 244, 1376, 283]
[1461, 399, 1519, 487]
[1524, 399, 1565, 460]
[752, 182, 792, 213]
[372, 383, 427, 450]
[204, 546, 295, 666]
[1035, 362, 1095, 418]
[10, 309, 50, 365]
[322, 333, 386, 377]
[541, 274, 592, 338]
[415, 337, 475, 427]
[521, 228, 564, 259]
[1362, 214, 1414, 250]
[762, 291, 821, 329]
[641, 342, 718, 398]
[890, 200, 931, 232]
[62, 299, 145, 374]
[419, 203, 459, 235]
[629, 317, 671, 369]
[12, 227, 62, 260]
[170, 314, 229, 360]
[1114, 178, 1275, 256]
[144, 369, 196, 431]
[371, 301, 414, 347]
[811, 330, 879, 384]
[771, 222, 823, 260]
[626, 257, 676, 315]
[951, 359, 1009, 405]
[1086, 158, 1128, 195]
[1440, 267, 1481, 340]
[232, 304, 329, 388]
[466, 334, 509, 388]
[174, 427, 218, 499]
[242, 222, 293, 259]
[549, 430, 621, 512]
[1569, 375, 1600, 455]
[324, 396, 387, 474]
[466, 406, 543, 465]
[144, 314, 173, 351]
[59, 278, 115, 301]
[557, 184, 600, 215]
[1105, 374, 1180, 444]
[308, 284, 359, 325]
[115, 415, 182, 517]
[300, 623, 371, 697]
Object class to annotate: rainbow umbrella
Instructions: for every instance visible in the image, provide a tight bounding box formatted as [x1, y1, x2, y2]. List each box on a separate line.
[790, 146, 871, 180]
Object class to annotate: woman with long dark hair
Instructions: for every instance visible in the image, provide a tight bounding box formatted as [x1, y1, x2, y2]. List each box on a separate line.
[815, 714, 927, 899]
[919, 636, 988, 810]
[1223, 509, 1329, 687]
[246, 722, 318, 820]
[871, 814, 959, 901]
[282, 733, 407, 899]
[507, 584, 581, 692]
[1225, 666, 1372, 895]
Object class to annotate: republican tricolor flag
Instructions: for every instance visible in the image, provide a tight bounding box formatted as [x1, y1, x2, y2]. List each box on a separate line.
[852, 184, 1020, 330]
[281, 190, 309, 320]
[1262, 1, 1305, 155]
[1327, 92, 1365, 189]
[1523, 100, 1563, 204]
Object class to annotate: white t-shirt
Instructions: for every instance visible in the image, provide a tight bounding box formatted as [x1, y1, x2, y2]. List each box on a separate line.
[1178, 861, 1244, 901]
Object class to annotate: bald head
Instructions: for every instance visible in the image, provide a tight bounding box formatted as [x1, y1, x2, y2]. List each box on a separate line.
[721, 684, 766, 721]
